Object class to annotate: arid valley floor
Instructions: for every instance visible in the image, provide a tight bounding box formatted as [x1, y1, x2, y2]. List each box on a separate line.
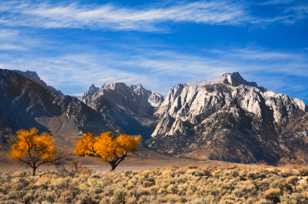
[0, 153, 307, 204]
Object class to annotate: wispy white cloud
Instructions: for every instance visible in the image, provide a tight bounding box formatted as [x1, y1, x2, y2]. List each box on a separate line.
[209, 48, 305, 61]
[0, 29, 26, 51]
[0, 1, 249, 31]
[0, 52, 161, 95]
[286, 5, 308, 20]
[120, 47, 308, 78]
[1, 46, 307, 97]
[0, 29, 44, 51]
[259, 0, 295, 6]
[122, 47, 308, 100]
[0, 1, 307, 31]
[256, 1, 308, 24]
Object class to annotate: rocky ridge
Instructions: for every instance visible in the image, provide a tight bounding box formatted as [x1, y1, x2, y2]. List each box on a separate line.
[150, 72, 307, 163]
[81, 83, 163, 137]
[0, 69, 307, 163]
[0, 69, 118, 148]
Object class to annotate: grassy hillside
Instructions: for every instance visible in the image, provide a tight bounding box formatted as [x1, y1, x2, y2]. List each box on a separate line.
[0, 163, 307, 204]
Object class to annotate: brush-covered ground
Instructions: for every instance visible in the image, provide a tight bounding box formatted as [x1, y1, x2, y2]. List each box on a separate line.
[0, 158, 307, 204]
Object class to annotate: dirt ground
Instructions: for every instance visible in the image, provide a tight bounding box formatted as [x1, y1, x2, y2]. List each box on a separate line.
[1, 150, 307, 173]
[0, 153, 212, 173]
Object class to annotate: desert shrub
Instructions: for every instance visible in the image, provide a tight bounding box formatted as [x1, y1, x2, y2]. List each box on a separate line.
[112, 190, 126, 204]
[0, 165, 307, 204]
[76, 193, 98, 204]
[263, 188, 281, 203]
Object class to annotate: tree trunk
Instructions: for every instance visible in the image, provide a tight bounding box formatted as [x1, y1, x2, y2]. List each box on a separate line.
[32, 166, 37, 176]
[109, 154, 127, 171]
[110, 163, 117, 171]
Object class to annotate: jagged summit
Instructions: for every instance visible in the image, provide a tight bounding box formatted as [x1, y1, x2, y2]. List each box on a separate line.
[16, 70, 42, 84]
[81, 81, 164, 136]
[199, 72, 259, 87]
[14, 69, 62, 95]
[101, 82, 151, 97]
[220, 72, 258, 87]
[187, 72, 262, 91]
[86, 84, 99, 96]
[102, 82, 128, 91]
[83, 82, 163, 108]
[131, 83, 148, 96]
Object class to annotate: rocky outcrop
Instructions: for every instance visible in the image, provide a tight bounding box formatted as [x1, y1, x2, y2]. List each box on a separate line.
[81, 83, 163, 137]
[279, 113, 308, 163]
[150, 72, 307, 163]
[148, 92, 164, 108]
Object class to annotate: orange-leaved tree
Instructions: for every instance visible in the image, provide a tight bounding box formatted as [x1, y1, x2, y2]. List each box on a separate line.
[75, 131, 141, 170]
[9, 128, 57, 176]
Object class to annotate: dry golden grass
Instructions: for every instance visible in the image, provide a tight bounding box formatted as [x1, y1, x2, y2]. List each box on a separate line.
[0, 164, 307, 204]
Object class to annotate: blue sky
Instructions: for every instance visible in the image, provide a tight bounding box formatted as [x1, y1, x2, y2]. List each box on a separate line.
[0, 0, 307, 102]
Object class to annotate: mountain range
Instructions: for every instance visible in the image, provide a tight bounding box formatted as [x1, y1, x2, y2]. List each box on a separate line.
[0, 69, 307, 164]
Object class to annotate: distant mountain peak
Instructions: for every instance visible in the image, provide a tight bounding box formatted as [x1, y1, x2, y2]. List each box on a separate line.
[15, 70, 47, 86]
[100, 82, 150, 96]
[83, 82, 163, 108]
[131, 83, 148, 96]
[101, 82, 128, 91]
[86, 84, 99, 95]
[222, 72, 257, 86]
[218, 72, 258, 87]
[187, 72, 261, 90]
[81, 81, 163, 136]
[15, 69, 62, 96]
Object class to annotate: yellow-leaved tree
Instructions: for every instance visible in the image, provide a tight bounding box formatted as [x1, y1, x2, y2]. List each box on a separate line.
[9, 128, 57, 176]
[75, 131, 141, 170]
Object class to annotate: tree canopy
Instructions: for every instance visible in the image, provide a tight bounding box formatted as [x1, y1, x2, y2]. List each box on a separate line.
[9, 128, 57, 175]
[75, 131, 141, 170]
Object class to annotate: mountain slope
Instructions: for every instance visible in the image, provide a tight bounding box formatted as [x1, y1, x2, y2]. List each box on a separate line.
[279, 113, 308, 163]
[149, 72, 307, 163]
[0, 69, 118, 147]
[1, 69, 306, 164]
[82, 83, 163, 137]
